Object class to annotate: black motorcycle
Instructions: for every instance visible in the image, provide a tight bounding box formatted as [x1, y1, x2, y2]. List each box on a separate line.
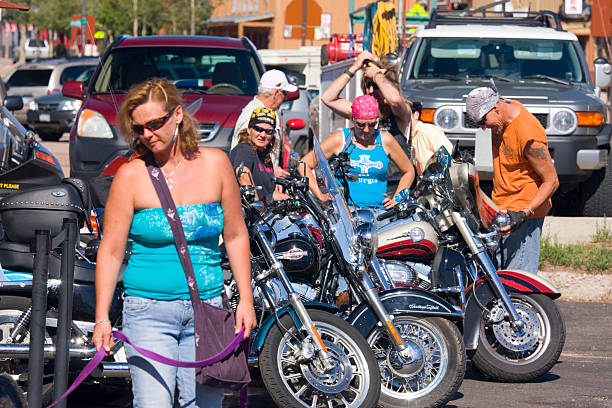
[257, 138, 467, 408]
[225, 173, 381, 407]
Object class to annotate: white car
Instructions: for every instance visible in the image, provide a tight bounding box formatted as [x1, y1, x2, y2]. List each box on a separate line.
[24, 39, 50, 60]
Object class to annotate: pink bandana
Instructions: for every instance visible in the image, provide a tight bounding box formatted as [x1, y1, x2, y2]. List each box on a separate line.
[351, 95, 379, 120]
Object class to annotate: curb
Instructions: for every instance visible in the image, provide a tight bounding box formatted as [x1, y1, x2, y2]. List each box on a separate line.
[542, 216, 610, 244]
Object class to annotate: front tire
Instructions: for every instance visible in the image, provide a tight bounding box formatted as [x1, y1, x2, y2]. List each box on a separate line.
[259, 309, 381, 407]
[366, 316, 466, 408]
[472, 293, 566, 382]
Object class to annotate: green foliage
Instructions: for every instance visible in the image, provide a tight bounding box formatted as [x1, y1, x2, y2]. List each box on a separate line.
[591, 217, 611, 244]
[540, 237, 612, 273]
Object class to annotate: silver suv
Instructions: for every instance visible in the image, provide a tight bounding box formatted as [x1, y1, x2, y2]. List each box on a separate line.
[400, 9, 612, 216]
[4, 58, 98, 125]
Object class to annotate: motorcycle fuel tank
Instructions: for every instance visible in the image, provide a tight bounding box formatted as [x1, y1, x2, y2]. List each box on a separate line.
[376, 217, 438, 262]
[275, 233, 320, 284]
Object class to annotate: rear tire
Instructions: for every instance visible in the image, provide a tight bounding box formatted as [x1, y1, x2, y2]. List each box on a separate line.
[259, 309, 381, 407]
[0, 296, 54, 404]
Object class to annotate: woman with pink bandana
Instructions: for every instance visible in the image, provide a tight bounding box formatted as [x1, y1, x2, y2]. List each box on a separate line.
[302, 95, 414, 209]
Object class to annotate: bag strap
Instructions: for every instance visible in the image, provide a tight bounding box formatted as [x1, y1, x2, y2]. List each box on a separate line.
[143, 154, 203, 309]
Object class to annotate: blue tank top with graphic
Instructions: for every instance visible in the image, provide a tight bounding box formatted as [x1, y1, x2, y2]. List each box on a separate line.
[123, 203, 224, 300]
[341, 128, 389, 209]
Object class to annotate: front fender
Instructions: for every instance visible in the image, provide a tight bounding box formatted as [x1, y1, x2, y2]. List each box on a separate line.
[463, 269, 560, 350]
[252, 301, 338, 353]
[346, 287, 463, 339]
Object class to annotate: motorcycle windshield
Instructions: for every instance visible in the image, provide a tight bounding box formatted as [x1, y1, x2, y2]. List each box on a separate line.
[312, 136, 355, 263]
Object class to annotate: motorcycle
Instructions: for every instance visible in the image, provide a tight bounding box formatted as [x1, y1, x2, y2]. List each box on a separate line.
[225, 171, 381, 407]
[256, 138, 467, 408]
[0, 177, 128, 403]
[374, 147, 566, 382]
[0, 96, 64, 198]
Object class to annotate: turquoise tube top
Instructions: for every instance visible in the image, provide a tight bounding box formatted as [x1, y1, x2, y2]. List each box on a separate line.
[123, 203, 224, 300]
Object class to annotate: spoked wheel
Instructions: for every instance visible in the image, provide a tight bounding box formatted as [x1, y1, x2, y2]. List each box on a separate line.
[472, 293, 565, 382]
[259, 309, 380, 407]
[367, 316, 466, 408]
[0, 296, 54, 404]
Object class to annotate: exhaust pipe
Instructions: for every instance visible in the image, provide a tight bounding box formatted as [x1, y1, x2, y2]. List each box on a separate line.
[99, 362, 130, 378]
[0, 344, 97, 359]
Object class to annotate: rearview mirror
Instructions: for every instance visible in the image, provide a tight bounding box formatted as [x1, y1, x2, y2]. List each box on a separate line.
[4, 95, 23, 111]
[62, 81, 85, 100]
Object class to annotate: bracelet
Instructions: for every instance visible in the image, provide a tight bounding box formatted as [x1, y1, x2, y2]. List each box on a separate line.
[94, 319, 111, 326]
[523, 207, 534, 216]
[343, 69, 354, 78]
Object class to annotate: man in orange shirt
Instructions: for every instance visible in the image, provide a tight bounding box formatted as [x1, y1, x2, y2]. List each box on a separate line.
[466, 80, 559, 274]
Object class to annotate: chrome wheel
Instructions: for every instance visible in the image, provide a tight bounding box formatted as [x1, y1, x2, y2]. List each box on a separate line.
[368, 316, 449, 401]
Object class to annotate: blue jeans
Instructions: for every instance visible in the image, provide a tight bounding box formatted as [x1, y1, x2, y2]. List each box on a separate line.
[497, 217, 544, 274]
[122, 296, 225, 408]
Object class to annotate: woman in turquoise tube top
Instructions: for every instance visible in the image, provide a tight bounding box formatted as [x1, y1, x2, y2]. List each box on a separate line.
[92, 78, 255, 408]
[302, 94, 414, 209]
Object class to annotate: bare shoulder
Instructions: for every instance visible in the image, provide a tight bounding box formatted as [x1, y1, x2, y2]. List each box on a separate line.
[113, 157, 145, 184]
[197, 147, 233, 172]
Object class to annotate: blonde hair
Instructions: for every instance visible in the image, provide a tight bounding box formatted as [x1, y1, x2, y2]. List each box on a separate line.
[118, 78, 200, 158]
[236, 127, 276, 166]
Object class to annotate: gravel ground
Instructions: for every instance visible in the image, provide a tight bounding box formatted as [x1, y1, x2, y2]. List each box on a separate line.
[540, 269, 612, 302]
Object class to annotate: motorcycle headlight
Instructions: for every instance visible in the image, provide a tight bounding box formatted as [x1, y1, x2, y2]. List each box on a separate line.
[77, 109, 113, 139]
[354, 221, 378, 259]
[434, 108, 459, 130]
[29, 101, 38, 111]
[58, 99, 82, 111]
[552, 109, 577, 134]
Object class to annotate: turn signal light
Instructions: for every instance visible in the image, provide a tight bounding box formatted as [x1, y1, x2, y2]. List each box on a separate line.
[36, 150, 56, 166]
[420, 108, 436, 123]
[576, 112, 604, 127]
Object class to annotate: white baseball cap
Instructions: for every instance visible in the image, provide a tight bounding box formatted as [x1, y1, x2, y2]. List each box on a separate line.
[259, 69, 298, 92]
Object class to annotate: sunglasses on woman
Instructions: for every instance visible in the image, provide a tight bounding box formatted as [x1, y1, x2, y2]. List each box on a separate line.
[354, 120, 378, 129]
[252, 125, 275, 135]
[364, 79, 379, 90]
[132, 108, 175, 135]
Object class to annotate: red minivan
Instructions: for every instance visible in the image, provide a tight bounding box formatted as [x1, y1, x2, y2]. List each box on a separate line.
[63, 35, 266, 181]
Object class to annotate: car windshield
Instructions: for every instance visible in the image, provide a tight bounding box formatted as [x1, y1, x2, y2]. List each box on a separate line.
[408, 37, 587, 84]
[6, 69, 52, 87]
[60, 65, 97, 84]
[92, 46, 261, 96]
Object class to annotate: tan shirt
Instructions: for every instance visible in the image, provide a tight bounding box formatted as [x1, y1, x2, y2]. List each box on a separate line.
[411, 121, 454, 174]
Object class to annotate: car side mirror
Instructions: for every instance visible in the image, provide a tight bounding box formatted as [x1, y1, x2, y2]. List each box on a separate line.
[284, 89, 299, 102]
[287, 118, 306, 130]
[4, 95, 23, 111]
[62, 81, 85, 100]
[594, 57, 611, 92]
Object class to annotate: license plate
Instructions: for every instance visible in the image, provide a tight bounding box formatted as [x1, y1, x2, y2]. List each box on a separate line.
[39, 113, 50, 122]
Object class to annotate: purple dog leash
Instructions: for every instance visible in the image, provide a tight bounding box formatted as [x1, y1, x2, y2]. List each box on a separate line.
[46, 328, 247, 408]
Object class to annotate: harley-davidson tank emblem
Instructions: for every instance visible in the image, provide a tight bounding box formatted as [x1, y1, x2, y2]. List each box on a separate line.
[277, 248, 309, 260]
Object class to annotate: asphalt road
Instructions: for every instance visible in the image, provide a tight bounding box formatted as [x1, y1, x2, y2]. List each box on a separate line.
[63, 300, 612, 408]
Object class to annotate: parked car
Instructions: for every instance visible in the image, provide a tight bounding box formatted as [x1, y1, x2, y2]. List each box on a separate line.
[62, 35, 269, 181]
[24, 38, 50, 60]
[26, 67, 95, 141]
[4, 58, 98, 125]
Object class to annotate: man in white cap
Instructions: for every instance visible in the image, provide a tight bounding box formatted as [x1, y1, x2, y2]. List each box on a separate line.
[231, 69, 297, 177]
[466, 80, 559, 274]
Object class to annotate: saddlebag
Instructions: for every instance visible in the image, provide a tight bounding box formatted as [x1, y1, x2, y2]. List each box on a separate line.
[0, 181, 86, 243]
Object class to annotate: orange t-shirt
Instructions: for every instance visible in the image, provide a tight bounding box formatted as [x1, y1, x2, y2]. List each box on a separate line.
[491, 101, 551, 219]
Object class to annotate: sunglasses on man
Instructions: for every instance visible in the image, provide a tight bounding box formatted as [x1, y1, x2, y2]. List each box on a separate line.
[252, 125, 275, 135]
[132, 108, 176, 135]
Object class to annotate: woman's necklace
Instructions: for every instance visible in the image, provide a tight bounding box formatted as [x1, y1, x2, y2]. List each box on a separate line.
[159, 157, 184, 189]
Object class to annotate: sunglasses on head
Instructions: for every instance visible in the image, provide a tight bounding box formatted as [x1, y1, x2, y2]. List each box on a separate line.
[252, 125, 275, 135]
[132, 108, 175, 136]
[354, 120, 378, 129]
[364, 79, 379, 90]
